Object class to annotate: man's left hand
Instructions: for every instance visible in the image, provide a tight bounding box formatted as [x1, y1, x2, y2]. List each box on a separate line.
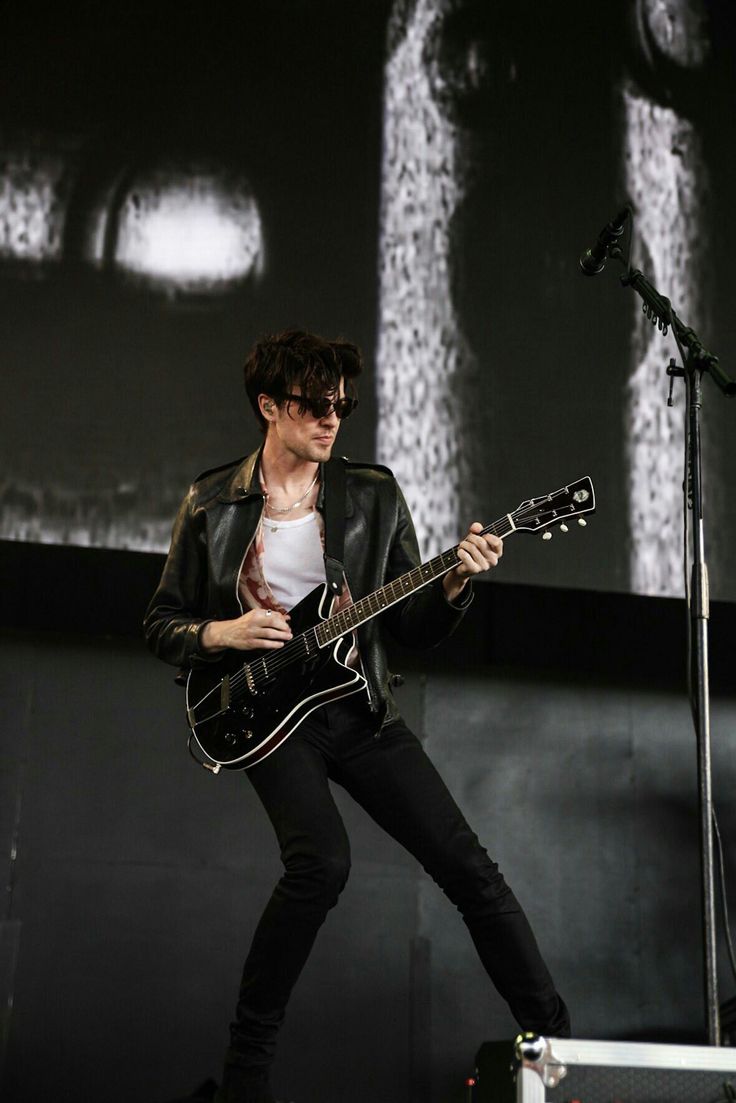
[442, 522, 503, 603]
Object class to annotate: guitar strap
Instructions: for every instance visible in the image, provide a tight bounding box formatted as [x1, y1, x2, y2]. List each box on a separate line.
[322, 456, 346, 598]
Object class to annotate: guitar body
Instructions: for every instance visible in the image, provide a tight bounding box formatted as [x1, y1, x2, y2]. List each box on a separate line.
[186, 584, 367, 770]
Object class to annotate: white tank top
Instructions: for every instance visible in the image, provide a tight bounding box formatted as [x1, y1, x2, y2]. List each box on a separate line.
[262, 512, 325, 611]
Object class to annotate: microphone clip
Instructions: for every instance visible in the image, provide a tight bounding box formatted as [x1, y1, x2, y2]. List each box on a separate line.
[579, 205, 631, 277]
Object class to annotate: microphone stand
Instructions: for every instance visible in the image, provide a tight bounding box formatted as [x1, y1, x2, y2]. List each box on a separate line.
[607, 245, 736, 1045]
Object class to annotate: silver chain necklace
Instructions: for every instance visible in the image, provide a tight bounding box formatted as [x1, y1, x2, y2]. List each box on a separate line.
[263, 470, 319, 521]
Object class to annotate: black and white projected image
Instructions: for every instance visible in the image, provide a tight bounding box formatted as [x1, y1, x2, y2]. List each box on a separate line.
[2, 0, 736, 601]
[0, 2, 387, 550]
[376, 0, 736, 600]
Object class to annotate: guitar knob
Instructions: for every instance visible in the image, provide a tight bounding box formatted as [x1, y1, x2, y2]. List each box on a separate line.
[542, 531, 552, 541]
[225, 733, 237, 745]
[578, 518, 587, 527]
[559, 524, 569, 533]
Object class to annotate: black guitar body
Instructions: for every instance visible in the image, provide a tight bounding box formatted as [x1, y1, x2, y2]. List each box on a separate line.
[186, 584, 367, 770]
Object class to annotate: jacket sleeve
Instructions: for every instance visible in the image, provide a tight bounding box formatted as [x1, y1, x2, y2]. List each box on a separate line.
[381, 482, 473, 649]
[143, 487, 220, 669]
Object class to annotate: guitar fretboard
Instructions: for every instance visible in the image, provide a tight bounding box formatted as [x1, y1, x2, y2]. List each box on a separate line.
[313, 515, 513, 648]
[233, 475, 593, 693]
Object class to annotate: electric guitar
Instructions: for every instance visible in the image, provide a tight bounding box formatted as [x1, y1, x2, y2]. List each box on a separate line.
[186, 476, 595, 772]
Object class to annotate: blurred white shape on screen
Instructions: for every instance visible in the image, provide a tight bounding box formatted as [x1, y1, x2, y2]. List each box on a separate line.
[638, 0, 710, 68]
[114, 172, 264, 290]
[623, 87, 708, 599]
[376, 0, 474, 559]
[0, 150, 67, 260]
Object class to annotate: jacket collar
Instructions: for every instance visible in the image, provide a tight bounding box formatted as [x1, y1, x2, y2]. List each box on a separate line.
[217, 449, 263, 503]
[216, 445, 357, 518]
[217, 447, 353, 516]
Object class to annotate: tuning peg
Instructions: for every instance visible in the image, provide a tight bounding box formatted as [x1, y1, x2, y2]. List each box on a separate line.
[578, 518, 587, 527]
[542, 531, 552, 541]
[559, 524, 569, 533]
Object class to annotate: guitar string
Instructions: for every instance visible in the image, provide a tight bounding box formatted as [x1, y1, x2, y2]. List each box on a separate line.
[194, 489, 594, 733]
[228, 529, 499, 695]
[226, 519, 508, 697]
[224, 494, 591, 699]
[225, 498, 590, 698]
[225, 551, 464, 700]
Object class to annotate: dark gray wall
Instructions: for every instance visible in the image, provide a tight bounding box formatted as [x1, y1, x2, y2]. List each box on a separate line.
[2, 627, 735, 1103]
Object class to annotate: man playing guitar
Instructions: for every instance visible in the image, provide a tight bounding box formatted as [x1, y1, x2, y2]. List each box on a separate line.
[145, 329, 569, 1103]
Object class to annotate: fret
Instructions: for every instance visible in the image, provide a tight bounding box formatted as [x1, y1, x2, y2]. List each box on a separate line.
[267, 481, 594, 666]
[244, 475, 597, 690]
[309, 507, 528, 650]
[315, 517, 499, 647]
[200, 480, 593, 716]
[268, 507, 516, 652]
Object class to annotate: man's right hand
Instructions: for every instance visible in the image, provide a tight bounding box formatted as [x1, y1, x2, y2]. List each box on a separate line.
[200, 609, 292, 652]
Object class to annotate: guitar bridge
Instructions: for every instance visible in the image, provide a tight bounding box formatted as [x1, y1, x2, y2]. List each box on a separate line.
[220, 675, 230, 711]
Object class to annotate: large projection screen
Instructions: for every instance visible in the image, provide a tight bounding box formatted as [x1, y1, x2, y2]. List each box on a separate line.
[2, 1, 735, 601]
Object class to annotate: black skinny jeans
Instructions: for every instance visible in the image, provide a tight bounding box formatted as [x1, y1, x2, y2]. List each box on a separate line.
[226, 695, 569, 1074]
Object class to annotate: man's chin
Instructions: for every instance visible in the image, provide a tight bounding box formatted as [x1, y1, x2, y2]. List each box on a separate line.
[310, 440, 335, 461]
[288, 438, 336, 464]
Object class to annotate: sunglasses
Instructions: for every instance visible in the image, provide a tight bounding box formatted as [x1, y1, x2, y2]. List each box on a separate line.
[282, 393, 358, 420]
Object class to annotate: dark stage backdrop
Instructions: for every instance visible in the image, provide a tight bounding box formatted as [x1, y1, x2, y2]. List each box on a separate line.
[2, 618, 736, 1103]
[1, 1, 735, 599]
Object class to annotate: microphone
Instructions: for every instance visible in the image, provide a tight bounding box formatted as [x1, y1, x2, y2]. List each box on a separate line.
[579, 205, 631, 276]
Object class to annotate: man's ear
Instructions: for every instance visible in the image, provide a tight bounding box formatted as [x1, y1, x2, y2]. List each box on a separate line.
[259, 394, 275, 419]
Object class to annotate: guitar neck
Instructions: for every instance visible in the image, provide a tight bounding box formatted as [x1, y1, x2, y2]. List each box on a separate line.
[314, 514, 515, 649]
[237, 475, 592, 686]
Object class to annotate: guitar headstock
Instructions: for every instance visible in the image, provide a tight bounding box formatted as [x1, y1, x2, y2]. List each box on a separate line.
[512, 476, 596, 535]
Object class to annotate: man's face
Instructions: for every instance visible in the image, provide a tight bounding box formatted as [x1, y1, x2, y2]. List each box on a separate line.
[264, 379, 346, 464]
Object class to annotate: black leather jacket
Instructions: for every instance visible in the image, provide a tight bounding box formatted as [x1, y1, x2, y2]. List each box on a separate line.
[144, 449, 473, 724]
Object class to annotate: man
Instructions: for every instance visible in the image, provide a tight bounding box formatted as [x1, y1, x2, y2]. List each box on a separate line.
[145, 329, 569, 1103]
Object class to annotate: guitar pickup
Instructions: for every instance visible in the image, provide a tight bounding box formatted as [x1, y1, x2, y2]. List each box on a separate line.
[220, 675, 231, 711]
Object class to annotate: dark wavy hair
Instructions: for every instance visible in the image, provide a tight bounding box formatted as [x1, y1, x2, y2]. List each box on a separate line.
[243, 329, 363, 432]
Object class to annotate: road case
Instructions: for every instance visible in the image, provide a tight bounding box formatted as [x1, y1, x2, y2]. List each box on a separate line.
[509, 1034, 736, 1103]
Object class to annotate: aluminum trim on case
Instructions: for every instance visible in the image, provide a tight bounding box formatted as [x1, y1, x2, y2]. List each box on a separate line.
[537, 1038, 736, 1072]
